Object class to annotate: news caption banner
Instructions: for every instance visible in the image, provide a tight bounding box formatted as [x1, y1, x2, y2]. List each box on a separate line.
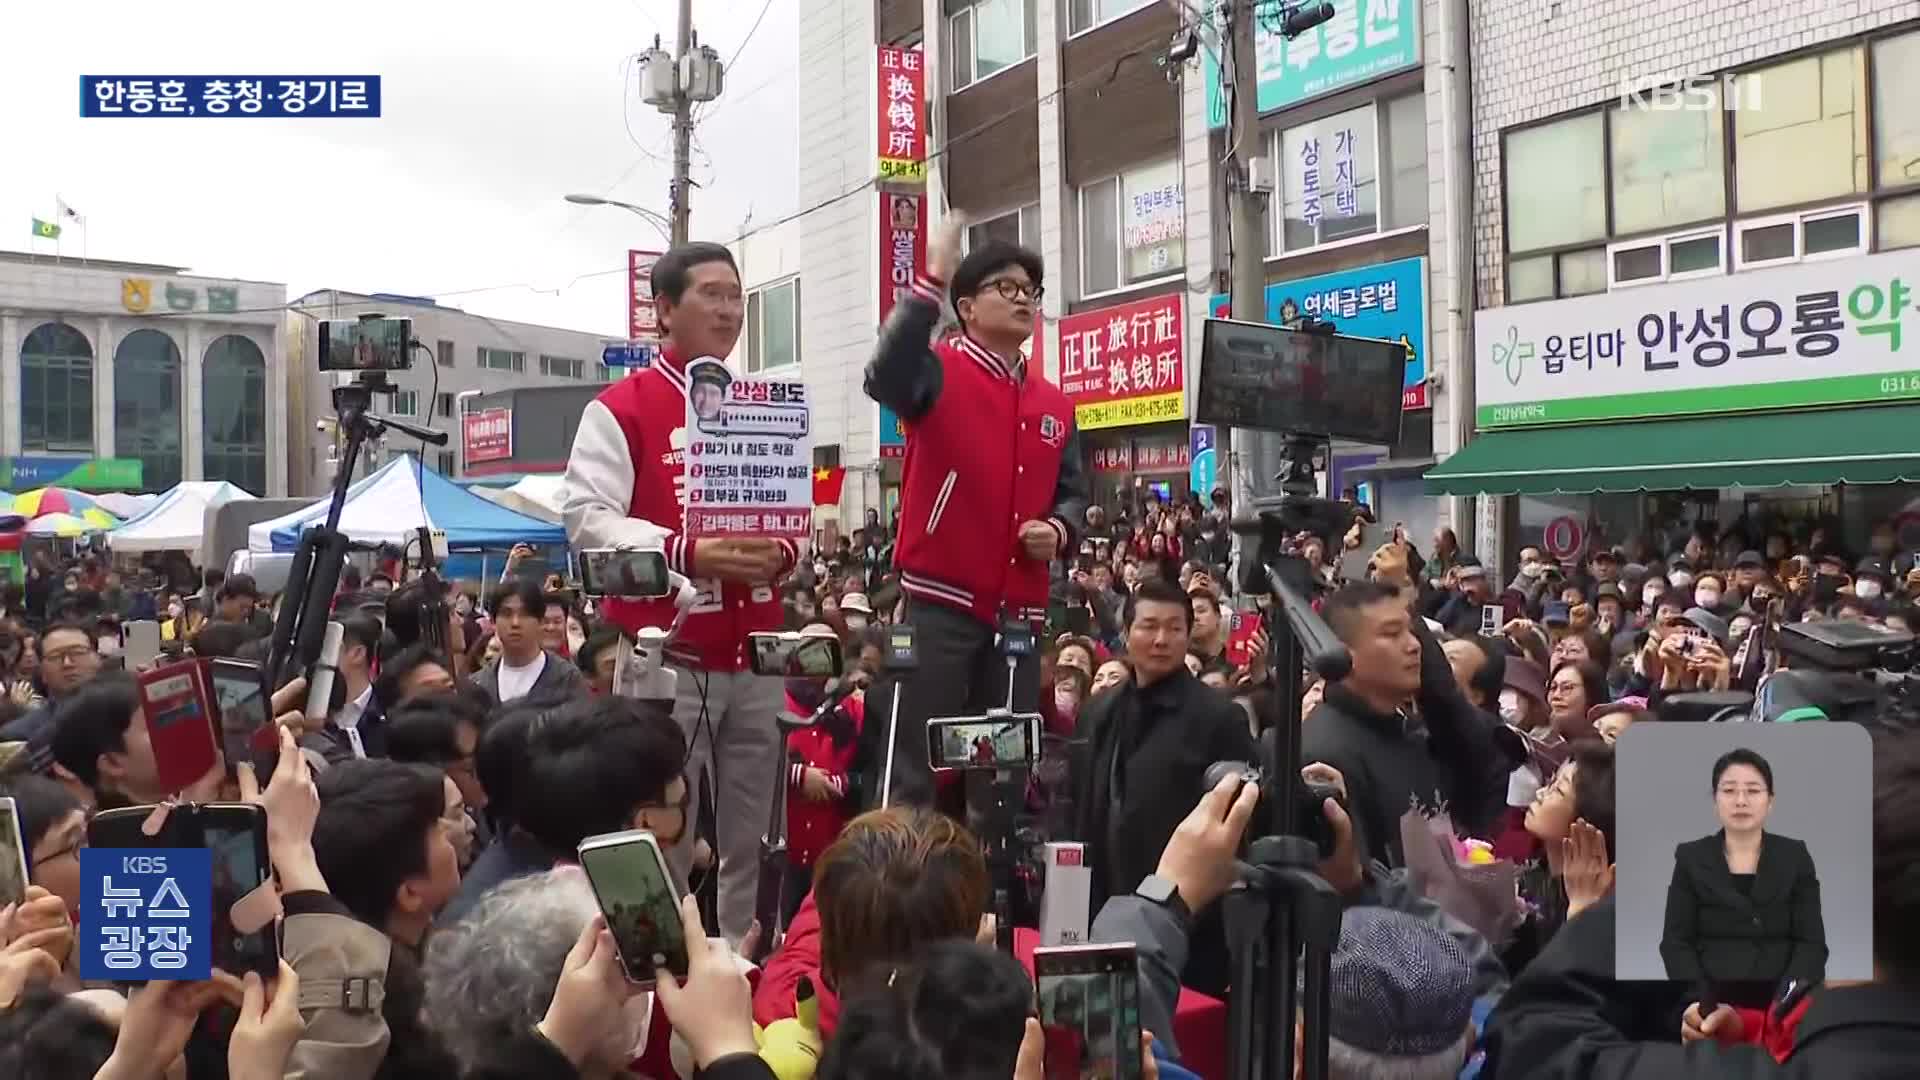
[81, 76, 381, 117]
[1476, 247, 1920, 428]
[79, 848, 212, 981]
[683, 359, 814, 539]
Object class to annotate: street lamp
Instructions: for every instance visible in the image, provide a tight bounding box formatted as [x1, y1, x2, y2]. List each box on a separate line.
[563, 194, 673, 243]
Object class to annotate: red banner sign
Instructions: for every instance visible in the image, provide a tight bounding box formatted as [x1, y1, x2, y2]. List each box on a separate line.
[1057, 292, 1186, 431]
[463, 408, 513, 464]
[877, 192, 926, 460]
[876, 46, 926, 182]
[628, 249, 662, 344]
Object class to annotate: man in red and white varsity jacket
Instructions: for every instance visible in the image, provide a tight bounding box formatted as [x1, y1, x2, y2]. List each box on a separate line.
[560, 241, 797, 944]
[863, 221, 1089, 809]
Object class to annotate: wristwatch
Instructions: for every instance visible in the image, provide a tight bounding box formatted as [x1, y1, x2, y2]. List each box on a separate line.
[1133, 875, 1192, 925]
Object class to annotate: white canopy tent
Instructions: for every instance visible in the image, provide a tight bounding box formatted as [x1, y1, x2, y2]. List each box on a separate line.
[108, 481, 255, 553]
[472, 474, 567, 523]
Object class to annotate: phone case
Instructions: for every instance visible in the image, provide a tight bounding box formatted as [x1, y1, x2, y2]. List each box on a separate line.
[138, 659, 219, 795]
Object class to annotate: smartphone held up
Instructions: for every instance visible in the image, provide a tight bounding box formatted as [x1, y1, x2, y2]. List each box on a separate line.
[576, 829, 690, 987]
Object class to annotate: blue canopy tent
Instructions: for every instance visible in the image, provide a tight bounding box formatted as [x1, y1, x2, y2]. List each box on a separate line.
[246, 456, 565, 579]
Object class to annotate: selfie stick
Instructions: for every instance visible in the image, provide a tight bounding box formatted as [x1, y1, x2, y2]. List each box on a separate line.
[751, 682, 857, 964]
[268, 368, 448, 691]
[877, 626, 919, 809]
[612, 570, 698, 703]
[304, 621, 344, 725]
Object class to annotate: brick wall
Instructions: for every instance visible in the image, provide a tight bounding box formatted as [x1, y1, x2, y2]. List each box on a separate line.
[1470, 0, 1920, 307]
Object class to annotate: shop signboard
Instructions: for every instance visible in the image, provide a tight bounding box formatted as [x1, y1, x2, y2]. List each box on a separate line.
[1, 457, 142, 490]
[1190, 424, 1218, 497]
[1203, 0, 1421, 128]
[628, 250, 663, 346]
[1475, 249, 1920, 429]
[875, 46, 926, 182]
[875, 190, 927, 460]
[1209, 255, 1428, 409]
[463, 408, 513, 464]
[1057, 292, 1186, 431]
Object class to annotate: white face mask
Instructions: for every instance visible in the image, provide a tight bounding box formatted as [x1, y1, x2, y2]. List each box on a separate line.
[1498, 688, 1525, 725]
[1856, 579, 1884, 599]
[1695, 589, 1722, 607]
[1670, 571, 1694, 589]
[97, 637, 122, 657]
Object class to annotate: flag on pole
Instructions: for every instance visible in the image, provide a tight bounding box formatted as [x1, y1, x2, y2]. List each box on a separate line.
[56, 198, 84, 226]
[31, 218, 60, 240]
[812, 466, 846, 507]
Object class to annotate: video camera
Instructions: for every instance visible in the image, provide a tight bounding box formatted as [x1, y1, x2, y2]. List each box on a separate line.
[1227, 436, 1359, 600]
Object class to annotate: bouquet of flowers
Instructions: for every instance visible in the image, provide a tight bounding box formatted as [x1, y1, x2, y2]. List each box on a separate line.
[1399, 806, 1525, 948]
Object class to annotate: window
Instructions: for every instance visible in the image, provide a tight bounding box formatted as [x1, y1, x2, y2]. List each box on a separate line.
[966, 204, 1040, 252]
[1733, 204, 1869, 270]
[436, 392, 456, 418]
[1068, 0, 1152, 35]
[1269, 94, 1426, 256]
[476, 347, 525, 372]
[1610, 98, 1726, 234]
[436, 339, 454, 367]
[1080, 158, 1184, 296]
[814, 444, 841, 470]
[391, 389, 420, 416]
[599, 362, 622, 381]
[540, 354, 585, 379]
[113, 329, 183, 493]
[202, 335, 267, 496]
[1880, 192, 1920, 251]
[1506, 112, 1607, 253]
[747, 279, 800, 372]
[1607, 227, 1726, 288]
[1732, 47, 1868, 213]
[1507, 248, 1608, 304]
[436, 450, 456, 475]
[19, 322, 93, 453]
[948, 0, 1035, 91]
[1874, 32, 1920, 191]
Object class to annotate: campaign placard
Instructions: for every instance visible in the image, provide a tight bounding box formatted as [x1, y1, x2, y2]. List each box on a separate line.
[683, 358, 812, 539]
[79, 847, 212, 981]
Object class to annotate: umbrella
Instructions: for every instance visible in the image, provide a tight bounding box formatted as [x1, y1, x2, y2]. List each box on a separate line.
[78, 508, 120, 530]
[13, 487, 100, 518]
[25, 512, 96, 537]
[0, 493, 12, 512]
[91, 491, 154, 518]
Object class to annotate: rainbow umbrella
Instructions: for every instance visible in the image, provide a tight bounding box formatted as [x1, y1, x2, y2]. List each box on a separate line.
[78, 508, 120, 530]
[12, 487, 100, 518]
[25, 512, 94, 537]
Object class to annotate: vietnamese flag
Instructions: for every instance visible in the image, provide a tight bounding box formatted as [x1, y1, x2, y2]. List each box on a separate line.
[812, 466, 846, 506]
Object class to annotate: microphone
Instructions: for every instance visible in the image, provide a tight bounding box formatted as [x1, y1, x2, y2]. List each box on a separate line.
[803, 680, 858, 726]
[305, 621, 344, 725]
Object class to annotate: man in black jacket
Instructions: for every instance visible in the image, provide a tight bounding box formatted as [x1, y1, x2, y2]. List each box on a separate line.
[1070, 577, 1258, 996]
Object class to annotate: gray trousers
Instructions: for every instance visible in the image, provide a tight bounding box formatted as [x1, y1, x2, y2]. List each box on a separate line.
[664, 665, 783, 945]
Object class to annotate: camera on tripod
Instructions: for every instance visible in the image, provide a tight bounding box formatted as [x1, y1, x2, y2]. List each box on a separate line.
[1202, 760, 1343, 857]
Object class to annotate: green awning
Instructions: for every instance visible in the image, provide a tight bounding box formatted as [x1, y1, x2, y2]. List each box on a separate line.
[1425, 405, 1920, 496]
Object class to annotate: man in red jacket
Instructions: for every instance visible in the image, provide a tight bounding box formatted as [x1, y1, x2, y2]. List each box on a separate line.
[561, 241, 796, 943]
[864, 220, 1089, 808]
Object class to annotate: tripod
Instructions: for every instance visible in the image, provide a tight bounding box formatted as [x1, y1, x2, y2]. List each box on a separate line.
[266, 373, 448, 691]
[750, 688, 853, 964]
[960, 648, 1029, 955]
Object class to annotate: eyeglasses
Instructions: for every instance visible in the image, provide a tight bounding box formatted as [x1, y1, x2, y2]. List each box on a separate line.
[981, 278, 1044, 303]
[44, 647, 95, 666]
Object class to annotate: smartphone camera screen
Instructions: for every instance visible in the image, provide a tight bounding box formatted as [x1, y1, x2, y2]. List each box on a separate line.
[210, 668, 269, 765]
[0, 799, 29, 906]
[579, 839, 689, 982]
[1036, 948, 1142, 1080]
[931, 717, 1034, 769]
[204, 820, 276, 978]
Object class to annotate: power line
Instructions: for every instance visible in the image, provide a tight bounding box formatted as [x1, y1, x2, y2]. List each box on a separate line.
[726, 0, 777, 67]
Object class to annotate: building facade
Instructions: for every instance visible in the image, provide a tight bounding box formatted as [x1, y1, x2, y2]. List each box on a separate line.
[285, 290, 622, 496]
[1429, 0, 1920, 567]
[0, 250, 287, 496]
[791, 0, 1474, 544]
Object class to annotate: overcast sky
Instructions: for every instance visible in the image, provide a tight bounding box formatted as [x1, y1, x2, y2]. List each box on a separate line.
[0, 0, 798, 337]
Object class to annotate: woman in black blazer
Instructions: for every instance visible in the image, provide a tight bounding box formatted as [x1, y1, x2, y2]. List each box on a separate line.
[1660, 747, 1826, 996]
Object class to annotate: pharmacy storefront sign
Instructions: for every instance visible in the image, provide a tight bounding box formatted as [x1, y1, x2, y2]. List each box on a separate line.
[1476, 249, 1920, 429]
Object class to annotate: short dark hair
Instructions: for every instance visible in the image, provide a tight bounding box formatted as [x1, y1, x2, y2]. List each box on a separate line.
[374, 643, 454, 709]
[948, 242, 1043, 320]
[1568, 738, 1617, 861]
[1460, 634, 1508, 706]
[385, 581, 445, 648]
[821, 940, 1031, 1080]
[0, 982, 118, 1079]
[385, 694, 486, 766]
[487, 577, 547, 620]
[1323, 581, 1406, 644]
[190, 619, 256, 659]
[48, 671, 139, 789]
[37, 619, 97, 655]
[313, 759, 448, 928]
[340, 612, 385, 660]
[0, 773, 84, 872]
[218, 574, 260, 601]
[575, 625, 624, 676]
[1711, 746, 1775, 793]
[1124, 577, 1193, 631]
[513, 695, 686, 855]
[651, 242, 740, 332]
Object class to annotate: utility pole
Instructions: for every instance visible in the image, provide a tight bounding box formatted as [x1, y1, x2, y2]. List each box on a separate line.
[669, 0, 695, 245]
[640, 3, 724, 246]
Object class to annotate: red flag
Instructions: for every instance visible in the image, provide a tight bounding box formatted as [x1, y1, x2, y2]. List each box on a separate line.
[812, 466, 846, 506]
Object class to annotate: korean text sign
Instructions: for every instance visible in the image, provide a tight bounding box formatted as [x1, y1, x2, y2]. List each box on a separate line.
[1203, 0, 1420, 127]
[1475, 249, 1920, 429]
[1209, 255, 1428, 409]
[464, 408, 513, 464]
[629, 250, 664, 345]
[684, 361, 814, 539]
[876, 47, 926, 181]
[82, 76, 380, 118]
[1058, 293, 1186, 431]
[876, 191, 927, 460]
[80, 848, 212, 981]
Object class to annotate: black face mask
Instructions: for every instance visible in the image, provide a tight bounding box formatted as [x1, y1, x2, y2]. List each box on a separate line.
[786, 677, 828, 712]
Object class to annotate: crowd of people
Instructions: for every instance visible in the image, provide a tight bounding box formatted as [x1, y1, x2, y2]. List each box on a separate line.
[0, 231, 1916, 1080]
